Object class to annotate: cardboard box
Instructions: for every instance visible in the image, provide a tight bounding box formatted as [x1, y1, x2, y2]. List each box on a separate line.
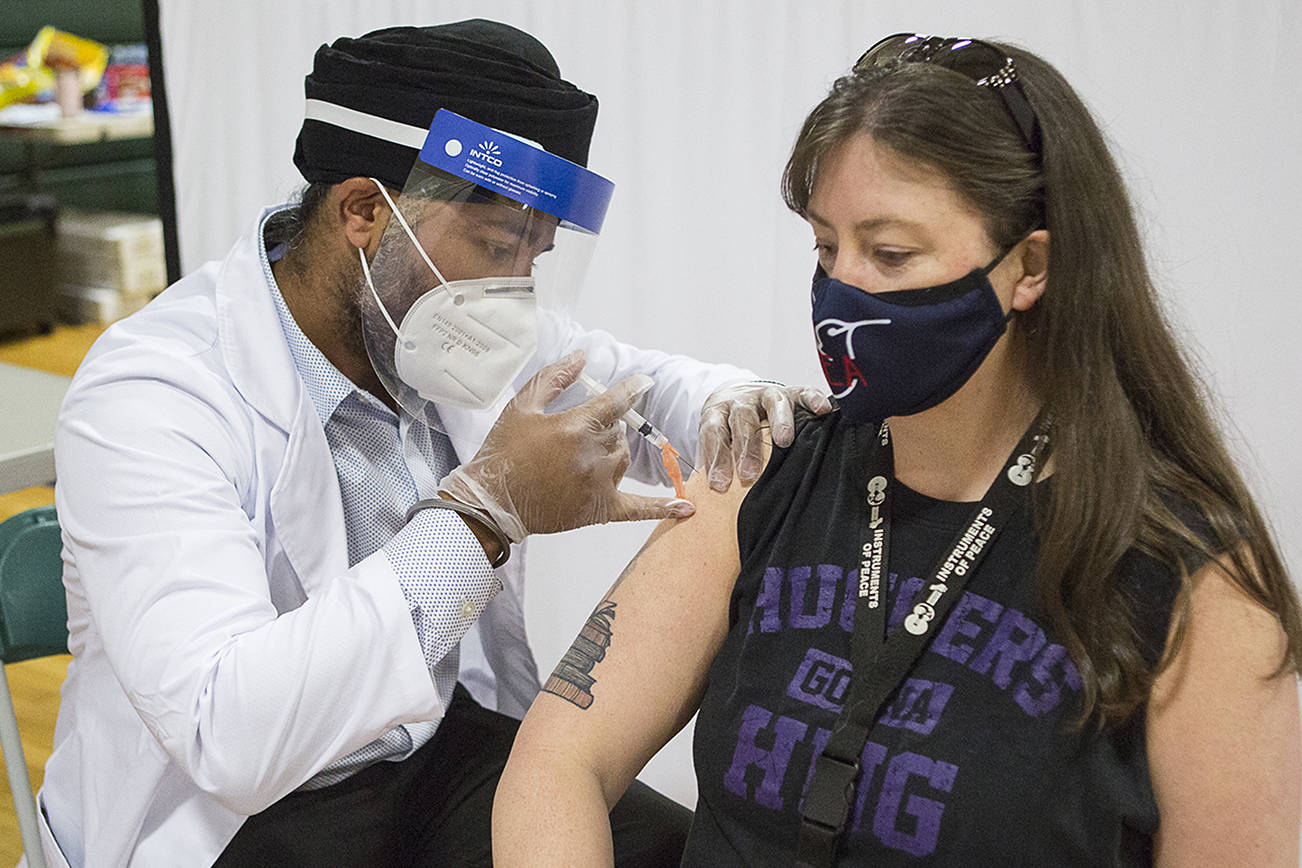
[57, 209, 165, 296]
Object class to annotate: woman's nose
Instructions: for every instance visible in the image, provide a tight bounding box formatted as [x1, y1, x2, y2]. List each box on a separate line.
[828, 256, 874, 292]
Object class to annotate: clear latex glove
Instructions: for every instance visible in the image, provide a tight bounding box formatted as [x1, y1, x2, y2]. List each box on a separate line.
[698, 380, 834, 491]
[438, 350, 697, 543]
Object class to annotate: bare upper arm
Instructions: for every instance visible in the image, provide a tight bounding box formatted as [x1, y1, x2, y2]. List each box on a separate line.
[512, 445, 768, 806]
[1148, 555, 1301, 867]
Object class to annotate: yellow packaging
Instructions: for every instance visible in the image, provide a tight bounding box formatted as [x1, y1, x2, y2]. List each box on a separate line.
[0, 62, 54, 109]
[27, 26, 108, 93]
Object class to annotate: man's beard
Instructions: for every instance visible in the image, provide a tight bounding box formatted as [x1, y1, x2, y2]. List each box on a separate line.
[323, 265, 367, 377]
[353, 232, 435, 410]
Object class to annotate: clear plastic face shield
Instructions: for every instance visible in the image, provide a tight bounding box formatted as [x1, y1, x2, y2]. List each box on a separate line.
[358, 109, 614, 421]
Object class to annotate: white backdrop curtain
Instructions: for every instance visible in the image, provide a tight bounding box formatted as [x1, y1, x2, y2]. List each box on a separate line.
[158, 0, 1302, 808]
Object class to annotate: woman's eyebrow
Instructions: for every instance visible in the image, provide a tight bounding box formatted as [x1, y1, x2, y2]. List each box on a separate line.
[805, 208, 926, 234]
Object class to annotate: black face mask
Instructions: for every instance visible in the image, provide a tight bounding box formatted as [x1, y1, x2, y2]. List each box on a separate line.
[812, 248, 1012, 423]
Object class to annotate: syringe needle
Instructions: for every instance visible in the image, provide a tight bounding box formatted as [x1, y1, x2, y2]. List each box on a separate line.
[575, 372, 695, 495]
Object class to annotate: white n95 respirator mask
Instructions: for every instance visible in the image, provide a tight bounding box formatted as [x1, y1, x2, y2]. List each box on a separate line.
[358, 210, 538, 410]
[390, 274, 537, 410]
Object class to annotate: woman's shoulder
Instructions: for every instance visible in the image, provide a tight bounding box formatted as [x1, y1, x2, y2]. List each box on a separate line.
[790, 404, 864, 435]
[786, 406, 865, 459]
[747, 408, 859, 495]
[733, 409, 870, 561]
[1116, 489, 1222, 666]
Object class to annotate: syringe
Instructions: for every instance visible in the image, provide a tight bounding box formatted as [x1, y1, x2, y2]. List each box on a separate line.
[576, 371, 694, 498]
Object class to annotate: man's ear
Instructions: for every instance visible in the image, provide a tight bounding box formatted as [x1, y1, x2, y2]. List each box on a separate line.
[335, 177, 394, 256]
[1010, 229, 1049, 312]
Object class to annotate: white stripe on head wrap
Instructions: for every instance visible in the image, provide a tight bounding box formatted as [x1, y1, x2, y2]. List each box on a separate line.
[304, 98, 429, 149]
[304, 98, 546, 153]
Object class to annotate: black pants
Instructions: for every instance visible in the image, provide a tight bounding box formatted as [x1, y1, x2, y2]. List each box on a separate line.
[215, 684, 691, 867]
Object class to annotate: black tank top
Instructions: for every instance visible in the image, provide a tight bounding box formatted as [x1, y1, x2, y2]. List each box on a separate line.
[683, 412, 1183, 866]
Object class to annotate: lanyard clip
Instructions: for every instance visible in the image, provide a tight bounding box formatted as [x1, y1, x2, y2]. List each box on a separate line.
[800, 751, 860, 834]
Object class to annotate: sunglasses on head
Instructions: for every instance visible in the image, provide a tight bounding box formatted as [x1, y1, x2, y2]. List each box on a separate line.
[854, 33, 1042, 158]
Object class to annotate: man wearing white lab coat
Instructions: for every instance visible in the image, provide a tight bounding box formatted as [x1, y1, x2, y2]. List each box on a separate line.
[36, 20, 824, 868]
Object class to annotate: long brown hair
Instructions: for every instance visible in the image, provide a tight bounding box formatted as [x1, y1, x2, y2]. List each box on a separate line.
[782, 47, 1302, 725]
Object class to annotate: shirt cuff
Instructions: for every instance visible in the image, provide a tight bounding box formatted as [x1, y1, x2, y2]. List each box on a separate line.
[384, 507, 504, 672]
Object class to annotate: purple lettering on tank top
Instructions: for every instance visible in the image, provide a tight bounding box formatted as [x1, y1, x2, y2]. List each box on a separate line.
[931, 590, 1004, 664]
[878, 678, 955, 735]
[789, 565, 837, 629]
[872, 751, 959, 858]
[723, 703, 808, 810]
[723, 551, 1081, 861]
[787, 647, 854, 712]
[1013, 642, 1084, 716]
[968, 606, 1048, 688]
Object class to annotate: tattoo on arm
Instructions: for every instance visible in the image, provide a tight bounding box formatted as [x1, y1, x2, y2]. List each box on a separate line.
[541, 522, 675, 709]
[544, 600, 616, 709]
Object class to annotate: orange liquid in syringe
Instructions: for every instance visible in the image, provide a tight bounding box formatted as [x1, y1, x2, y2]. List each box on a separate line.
[660, 442, 687, 500]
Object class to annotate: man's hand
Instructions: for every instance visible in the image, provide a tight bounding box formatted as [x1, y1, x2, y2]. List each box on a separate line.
[438, 350, 696, 543]
[697, 381, 832, 491]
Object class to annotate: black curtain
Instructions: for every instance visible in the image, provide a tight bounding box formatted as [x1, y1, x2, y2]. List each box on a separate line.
[142, 0, 180, 285]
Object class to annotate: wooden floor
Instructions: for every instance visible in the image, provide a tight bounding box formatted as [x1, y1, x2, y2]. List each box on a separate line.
[0, 322, 106, 865]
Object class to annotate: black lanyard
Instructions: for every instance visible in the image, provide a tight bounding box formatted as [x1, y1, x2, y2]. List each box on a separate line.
[795, 416, 1050, 868]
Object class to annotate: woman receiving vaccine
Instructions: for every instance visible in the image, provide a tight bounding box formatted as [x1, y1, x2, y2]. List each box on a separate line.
[493, 34, 1302, 866]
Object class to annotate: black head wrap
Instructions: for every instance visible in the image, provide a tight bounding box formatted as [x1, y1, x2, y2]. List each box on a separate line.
[293, 19, 599, 190]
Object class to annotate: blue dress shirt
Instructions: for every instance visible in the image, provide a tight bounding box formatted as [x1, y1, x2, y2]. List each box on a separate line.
[261, 238, 500, 790]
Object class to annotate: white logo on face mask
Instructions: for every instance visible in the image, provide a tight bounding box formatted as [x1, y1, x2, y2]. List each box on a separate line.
[360, 179, 539, 410]
[814, 317, 891, 399]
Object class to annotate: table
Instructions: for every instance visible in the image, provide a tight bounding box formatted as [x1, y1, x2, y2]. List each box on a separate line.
[0, 362, 71, 494]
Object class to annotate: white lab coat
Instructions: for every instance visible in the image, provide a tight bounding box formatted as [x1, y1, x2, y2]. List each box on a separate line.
[34, 207, 750, 867]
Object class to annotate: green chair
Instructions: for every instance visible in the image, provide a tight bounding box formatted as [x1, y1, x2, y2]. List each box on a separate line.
[0, 506, 67, 868]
